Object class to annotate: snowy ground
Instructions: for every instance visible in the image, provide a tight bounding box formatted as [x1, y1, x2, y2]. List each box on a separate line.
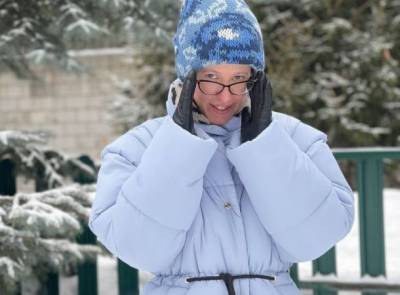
[59, 188, 400, 295]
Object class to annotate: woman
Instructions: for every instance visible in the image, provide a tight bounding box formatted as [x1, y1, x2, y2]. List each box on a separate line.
[89, 1, 355, 294]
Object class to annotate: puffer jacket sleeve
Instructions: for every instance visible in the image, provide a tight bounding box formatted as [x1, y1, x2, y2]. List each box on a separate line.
[226, 117, 355, 263]
[89, 116, 218, 273]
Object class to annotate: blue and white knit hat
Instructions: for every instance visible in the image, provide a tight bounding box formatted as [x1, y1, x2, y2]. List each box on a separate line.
[173, 0, 265, 80]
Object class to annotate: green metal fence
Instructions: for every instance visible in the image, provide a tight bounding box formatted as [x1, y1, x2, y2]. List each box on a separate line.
[1, 147, 399, 294]
[77, 226, 139, 295]
[290, 147, 400, 295]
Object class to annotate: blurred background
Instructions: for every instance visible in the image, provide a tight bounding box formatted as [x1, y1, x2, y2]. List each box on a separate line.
[0, 0, 399, 294]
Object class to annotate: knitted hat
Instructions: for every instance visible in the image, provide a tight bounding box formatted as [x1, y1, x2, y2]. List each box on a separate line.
[173, 0, 265, 80]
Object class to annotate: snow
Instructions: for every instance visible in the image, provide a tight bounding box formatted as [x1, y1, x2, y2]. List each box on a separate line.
[59, 4, 86, 20]
[66, 20, 106, 35]
[322, 18, 352, 32]
[59, 188, 400, 294]
[26, 49, 48, 64]
[1, 184, 101, 294]
[68, 47, 136, 57]
[0, 257, 18, 279]
[394, 15, 400, 26]
[340, 117, 391, 136]
[108, 0, 127, 9]
[317, 72, 350, 88]
[0, 131, 12, 145]
[0, 130, 47, 147]
[9, 197, 81, 238]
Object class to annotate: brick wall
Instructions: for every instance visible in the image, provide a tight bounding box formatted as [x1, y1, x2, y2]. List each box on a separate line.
[0, 50, 140, 162]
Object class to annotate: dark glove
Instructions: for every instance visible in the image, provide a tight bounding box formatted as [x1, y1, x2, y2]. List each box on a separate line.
[241, 70, 273, 143]
[172, 70, 197, 135]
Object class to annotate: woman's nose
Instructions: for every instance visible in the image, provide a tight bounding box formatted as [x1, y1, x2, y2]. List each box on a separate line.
[216, 86, 234, 104]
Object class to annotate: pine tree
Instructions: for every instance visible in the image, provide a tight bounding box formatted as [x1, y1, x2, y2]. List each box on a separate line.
[0, 184, 101, 294]
[0, 130, 100, 294]
[0, 130, 97, 189]
[104, 0, 181, 130]
[0, 0, 113, 78]
[252, 0, 400, 147]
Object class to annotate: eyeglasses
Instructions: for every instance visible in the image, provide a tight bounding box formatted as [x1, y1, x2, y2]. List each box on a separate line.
[196, 78, 256, 96]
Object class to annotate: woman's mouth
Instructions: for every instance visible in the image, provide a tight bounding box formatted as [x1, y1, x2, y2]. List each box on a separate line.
[210, 104, 232, 114]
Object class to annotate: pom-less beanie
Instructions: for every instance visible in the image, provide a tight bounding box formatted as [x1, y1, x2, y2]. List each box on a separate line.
[173, 0, 265, 81]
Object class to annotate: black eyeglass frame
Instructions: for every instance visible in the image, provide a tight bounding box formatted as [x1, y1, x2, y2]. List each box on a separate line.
[196, 78, 257, 96]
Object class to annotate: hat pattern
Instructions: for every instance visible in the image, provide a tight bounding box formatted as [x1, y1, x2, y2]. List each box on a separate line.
[174, 0, 265, 80]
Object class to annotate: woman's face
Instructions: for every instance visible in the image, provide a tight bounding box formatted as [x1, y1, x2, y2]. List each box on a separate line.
[194, 64, 251, 126]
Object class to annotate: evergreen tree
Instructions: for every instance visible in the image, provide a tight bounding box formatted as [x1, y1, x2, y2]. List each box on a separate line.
[105, 0, 180, 130]
[0, 130, 100, 294]
[253, 0, 400, 147]
[0, 0, 116, 78]
[0, 130, 97, 189]
[0, 184, 101, 294]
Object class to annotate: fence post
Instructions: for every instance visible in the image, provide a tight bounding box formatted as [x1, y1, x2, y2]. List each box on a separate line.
[74, 154, 98, 294]
[290, 264, 299, 286]
[35, 164, 60, 295]
[313, 247, 337, 275]
[45, 273, 59, 295]
[357, 158, 386, 295]
[312, 247, 337, 295]
[78, 226, 98, 295]
[313, 247, 336, 275]
[356, 158, 386, 277]
[0, 159, 16, 196]
[0, 159, 22, 295]
[118, 259, 139, 295]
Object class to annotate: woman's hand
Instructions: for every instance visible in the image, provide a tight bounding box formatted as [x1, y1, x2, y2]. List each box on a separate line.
[241, 71, 273, 143]
[173, 70, 197, 135]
